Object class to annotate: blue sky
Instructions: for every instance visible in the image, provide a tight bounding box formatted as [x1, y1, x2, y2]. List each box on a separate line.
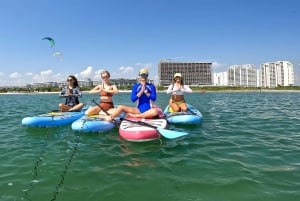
[1, 0, 300, 86]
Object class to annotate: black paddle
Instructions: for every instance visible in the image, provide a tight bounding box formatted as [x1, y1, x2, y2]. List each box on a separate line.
[91, 99, 111, 116]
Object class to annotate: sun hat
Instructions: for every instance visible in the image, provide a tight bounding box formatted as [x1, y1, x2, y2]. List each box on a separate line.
[139, 68, 149, 75]
[174, 73, 182, 78]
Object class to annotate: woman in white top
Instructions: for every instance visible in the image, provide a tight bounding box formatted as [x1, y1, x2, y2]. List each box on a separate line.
[166, 73, 192, 112]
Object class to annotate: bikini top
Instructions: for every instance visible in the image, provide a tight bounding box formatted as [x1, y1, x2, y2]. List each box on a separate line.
[100, 83, 113, 97]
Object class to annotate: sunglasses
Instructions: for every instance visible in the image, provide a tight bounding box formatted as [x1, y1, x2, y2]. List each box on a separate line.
[102, 76, 109, 79]
[139, 73, 148, 77]
[67, 78, 73, 82]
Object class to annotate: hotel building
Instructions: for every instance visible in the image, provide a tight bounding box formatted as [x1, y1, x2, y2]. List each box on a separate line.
[158, 60, 212, 86]
[261, 61, 294, 88]
[228, 64, 257, 87]
[213, 72, 228, 86]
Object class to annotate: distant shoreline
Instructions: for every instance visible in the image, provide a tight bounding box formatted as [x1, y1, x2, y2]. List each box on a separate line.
[2, 89, 300, 95]
[0, 90, 131, 95]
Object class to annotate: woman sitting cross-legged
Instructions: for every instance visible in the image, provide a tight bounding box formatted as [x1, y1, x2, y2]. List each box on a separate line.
[104, 68, 160, 121]
[166, 73, 192, 112]
[85, 70, 118, 116]
[58, 75, 84, 112]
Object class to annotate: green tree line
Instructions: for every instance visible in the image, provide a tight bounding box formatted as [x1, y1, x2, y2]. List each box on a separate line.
[2, 85, 300, 93]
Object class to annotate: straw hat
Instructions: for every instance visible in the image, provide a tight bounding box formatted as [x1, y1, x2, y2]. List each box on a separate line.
[174, 73, 182, 78]
[139, 68, 149, 74]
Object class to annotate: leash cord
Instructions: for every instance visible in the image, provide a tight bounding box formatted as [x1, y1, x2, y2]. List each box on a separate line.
[50, 136, 79, 201]
[23, 130, 50, 201]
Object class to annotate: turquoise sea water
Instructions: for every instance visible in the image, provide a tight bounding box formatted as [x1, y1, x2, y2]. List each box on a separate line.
[1, 92, 300, 201]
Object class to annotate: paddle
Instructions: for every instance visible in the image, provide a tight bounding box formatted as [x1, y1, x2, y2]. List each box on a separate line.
[91, 99, 120, 124]
[122, 118, 188, 139]
[91, 99, 129, 124]
[91, 99, 111, 116]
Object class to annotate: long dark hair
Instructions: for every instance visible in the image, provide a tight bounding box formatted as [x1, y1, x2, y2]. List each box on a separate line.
[173, 76, 184, 86]
[68, 75, 79, 87]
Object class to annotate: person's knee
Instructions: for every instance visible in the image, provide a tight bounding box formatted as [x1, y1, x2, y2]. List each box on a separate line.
[181, 106, 187, 112]
[152, 108, 159, 116]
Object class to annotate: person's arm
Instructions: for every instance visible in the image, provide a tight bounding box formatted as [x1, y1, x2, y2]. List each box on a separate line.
[103, 84, 118, 94]
[59, 88, 67, 97]
[131, 83, 140, 102]
[73, 87, 82, 97]
[131, 83, 146, 102]
[148, 84, 157, 101]
[166, 85, 173, 94]
[183, 85, 193, 93]
[88, 85, 102, 94]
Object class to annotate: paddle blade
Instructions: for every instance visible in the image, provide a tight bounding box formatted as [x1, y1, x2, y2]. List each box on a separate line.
[157, 128, 188, 139]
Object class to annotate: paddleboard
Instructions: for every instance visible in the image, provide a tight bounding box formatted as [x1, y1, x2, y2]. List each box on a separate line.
[119, 117, 167, 142]
[71, 112, 125, 133]
[22, 110, 85, 127]
[164, 103, 203, 124]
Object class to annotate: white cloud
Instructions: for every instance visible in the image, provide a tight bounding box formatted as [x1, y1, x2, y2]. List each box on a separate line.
[40, 70, 53, 76]
[117, 66, 135, 78]
[53, 73, 66, 82]
[80, 66, 93, 79]
[10, 72, 22, 79]
[119, 66, 134, 74]
[0, 62, 157, 86]
[32, 70, 54, 83]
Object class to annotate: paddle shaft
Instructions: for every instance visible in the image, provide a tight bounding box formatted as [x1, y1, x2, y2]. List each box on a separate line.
[123, 118, 157, 129]
[91, 99, 111, 116]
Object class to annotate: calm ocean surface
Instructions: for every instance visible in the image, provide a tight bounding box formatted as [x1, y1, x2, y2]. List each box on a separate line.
[1, 91, 300, 201]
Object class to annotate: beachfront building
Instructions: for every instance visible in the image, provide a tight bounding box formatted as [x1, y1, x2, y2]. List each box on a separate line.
[30, 78, 139, 90]
[158, 60, 212, 86]
[213, 72, 228, 86]
[261, 61, 294, 88]
[256, 69, 261, 87]
[110, 78, 146, 87]
[228, 64, 257, 87]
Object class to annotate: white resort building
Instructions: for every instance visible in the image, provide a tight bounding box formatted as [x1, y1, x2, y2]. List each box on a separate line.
[228, 64, 257, 87]
[261, 61, 294, 88]
[213, 72, 228, 86]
